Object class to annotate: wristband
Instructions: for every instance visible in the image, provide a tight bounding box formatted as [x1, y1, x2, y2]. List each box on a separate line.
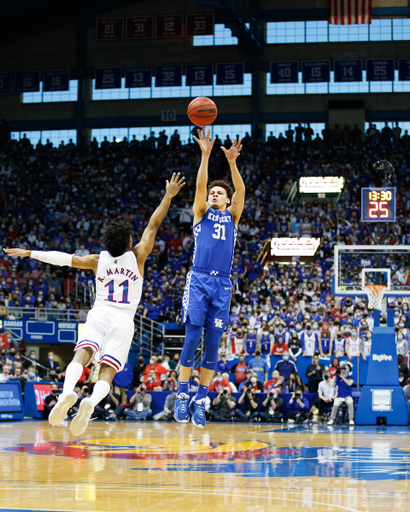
[31, 250, 73, 267]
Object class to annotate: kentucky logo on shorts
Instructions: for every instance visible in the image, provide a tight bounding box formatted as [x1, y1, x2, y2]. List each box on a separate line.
[214, 318, 223, 328]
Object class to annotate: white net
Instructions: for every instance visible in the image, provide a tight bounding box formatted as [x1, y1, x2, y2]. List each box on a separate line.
[364, 285, 386, 311]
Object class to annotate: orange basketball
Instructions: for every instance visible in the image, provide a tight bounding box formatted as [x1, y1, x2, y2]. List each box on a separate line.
[187, 97, 218, 127]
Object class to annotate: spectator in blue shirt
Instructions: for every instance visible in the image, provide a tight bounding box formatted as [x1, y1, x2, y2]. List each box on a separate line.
[247, 349, 269, 384]
[274, 351, 297, 383]
[113, 362, 133, 390]
[328, 361, 355, 426]
[216, 353, 231, 374]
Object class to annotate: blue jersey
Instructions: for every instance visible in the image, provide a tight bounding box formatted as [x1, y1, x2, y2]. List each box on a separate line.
[321, 335, 331, 353]
[246, 332, 257, 353]
[260, 334, 271, 354]
[192, 207, 237, 276]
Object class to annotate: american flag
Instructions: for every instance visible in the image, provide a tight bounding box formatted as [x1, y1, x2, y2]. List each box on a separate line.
[329, 0, 372, 25]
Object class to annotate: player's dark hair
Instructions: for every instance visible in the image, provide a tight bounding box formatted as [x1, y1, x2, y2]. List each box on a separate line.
[102, 220, 133, 257]
[207, 180, 233, 202]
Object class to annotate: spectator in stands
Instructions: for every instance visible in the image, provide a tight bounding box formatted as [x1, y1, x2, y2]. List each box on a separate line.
[316, 369, 337, 422]
[260, 388, 284, 423]
[305, 353, 325, 393]
[189, 369, 200, 393]
[43, 383, 60, 419]
[283, 386, 309, 424]
[273, 351, 297, 383]
[23, 349, 41, 373]
[328, 361, 355, 426]
[238, 370, 263, 393]
[144, 368, 162, 391]
[162, 370, 178, 391]
[133, 356, 146, 387]
[124, 384, 152, 421]
[398, 354, 409, 387]
[209, 371, 232, 392]
[154, 386, 178, 421]
[42, 351, 61, 375]
[208, 387, 236, 422]
[247, 348, 269, 384]
[236, 386, 260, 422]
[287, 373, 297, 393]
[264, 370, 285, 393]
[216, 353, 231, 373]
[25, 364, 41, 382]
[143, 355, 168, 382]
[230, 355, 248, 387]
[169, 354, 180, 370]
[0, 364, 10, 382]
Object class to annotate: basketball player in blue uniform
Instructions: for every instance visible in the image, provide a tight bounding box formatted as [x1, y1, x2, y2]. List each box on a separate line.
[175, 128, 245, 428]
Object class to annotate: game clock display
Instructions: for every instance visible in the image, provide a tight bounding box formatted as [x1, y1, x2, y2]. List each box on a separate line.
[361, 187, 396, 222]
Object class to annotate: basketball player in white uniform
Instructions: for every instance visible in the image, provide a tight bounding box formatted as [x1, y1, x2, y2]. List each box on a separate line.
[4, 173, 185, 436]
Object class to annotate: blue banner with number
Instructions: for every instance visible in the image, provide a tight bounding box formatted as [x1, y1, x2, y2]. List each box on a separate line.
[2, 319, 79, 344]
[43, 70, 70, 92]
[302, 61, 330, 83]
[14, 71, 40, 93]
[334, 60, 362, 82]
[0, 72, 12, 94]
[270, 61, 298, 84]
[398, 59, 410, 81]
[367, 59, 394, 82]
[155, 65, 182, 87]
[95, 67, 122, 89]
[216, 63, 244, 85]
[125, 66, 151, 88]
[186, 64, 213, 86]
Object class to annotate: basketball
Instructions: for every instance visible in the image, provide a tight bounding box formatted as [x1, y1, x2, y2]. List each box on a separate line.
[187, 97, 218, 127]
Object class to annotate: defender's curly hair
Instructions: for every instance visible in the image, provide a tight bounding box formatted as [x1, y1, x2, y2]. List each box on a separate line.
[102, 220, 133, 257]
[207, 180, 234, 202]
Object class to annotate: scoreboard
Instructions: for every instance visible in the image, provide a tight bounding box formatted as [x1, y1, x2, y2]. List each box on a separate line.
[361, 187, 396, 222]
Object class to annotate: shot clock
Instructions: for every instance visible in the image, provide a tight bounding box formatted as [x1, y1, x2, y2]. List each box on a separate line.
[361, 187, 396, 222]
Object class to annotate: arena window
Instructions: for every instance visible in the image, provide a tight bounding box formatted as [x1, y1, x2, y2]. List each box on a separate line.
[92, 74, 252, 100]
[266, 19, 401, 44]
[11, 130, 77, 146]
[22, 80, 78, 103]
[193, 24, 238, 46]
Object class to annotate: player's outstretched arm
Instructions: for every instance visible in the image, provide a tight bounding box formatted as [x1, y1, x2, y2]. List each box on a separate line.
[193, 128, 215, 219]
[134, 173, 185, 275]
[222, 138, 245, 227]
[3, 248, 99, 273]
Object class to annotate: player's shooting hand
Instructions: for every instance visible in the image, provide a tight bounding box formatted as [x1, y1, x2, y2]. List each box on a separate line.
[165, 172, 186, 198]
[3, 248, 30, 258]
[193, 128, 216, 156]
[221, 138, 242, 163]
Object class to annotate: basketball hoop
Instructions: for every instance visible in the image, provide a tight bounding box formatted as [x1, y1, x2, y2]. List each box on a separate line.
[364, 285, 386, 311]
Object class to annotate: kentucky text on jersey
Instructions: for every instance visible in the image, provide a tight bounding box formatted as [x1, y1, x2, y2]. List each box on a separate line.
[207, 212, 232, 223]
[97, 267, 139, 283]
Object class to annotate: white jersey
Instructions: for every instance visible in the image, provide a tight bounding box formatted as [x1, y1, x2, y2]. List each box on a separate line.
[347, 336, 361, 357]
[363, 340, 372, 357]
[94, 250, 143, 317]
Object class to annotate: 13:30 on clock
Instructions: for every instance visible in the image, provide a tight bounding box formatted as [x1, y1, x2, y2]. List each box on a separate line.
[361, 187, 396, 222]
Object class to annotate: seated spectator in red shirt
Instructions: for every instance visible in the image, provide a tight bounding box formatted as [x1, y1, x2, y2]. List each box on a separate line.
[77, 365, 91, 386]
[272, 336, 289, 355]
[264, 370, 285, 393]
[209, 371, 232, 392]
[143, 355, 168, 382]
[238, 371, 264, 393]
[144, 369, 161, 391]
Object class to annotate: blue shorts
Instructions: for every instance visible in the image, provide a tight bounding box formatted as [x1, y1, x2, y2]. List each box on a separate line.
[182, 270, 231, 332]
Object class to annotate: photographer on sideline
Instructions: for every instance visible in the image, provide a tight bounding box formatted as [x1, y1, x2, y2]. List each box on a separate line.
[124, 384, 153, 421]
[283, 386, 309, 424]
[236, 386, 260, 422]
[208, 386, 236, 422]
[259, 388, 284, 423]
[328, 361, 355, 426]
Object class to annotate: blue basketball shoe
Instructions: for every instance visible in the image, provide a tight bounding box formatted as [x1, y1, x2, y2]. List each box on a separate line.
[189, 395, 207, 428]
[174, 393, 191, 423]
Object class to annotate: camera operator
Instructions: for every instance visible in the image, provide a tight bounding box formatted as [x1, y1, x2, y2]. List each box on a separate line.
[327, 361, 355, 426]
[208, 387, 236, 422]
[259, 389, 283, 423]
[236, 386, 260, 422]
[124, 384, 153, 421]
[283, 386, 309, 423]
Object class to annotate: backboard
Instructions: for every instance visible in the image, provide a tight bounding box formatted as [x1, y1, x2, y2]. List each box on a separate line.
[333, 245, 410, 297]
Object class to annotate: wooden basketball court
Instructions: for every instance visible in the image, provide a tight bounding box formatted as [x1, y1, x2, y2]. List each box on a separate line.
[1, 421, 410, 512]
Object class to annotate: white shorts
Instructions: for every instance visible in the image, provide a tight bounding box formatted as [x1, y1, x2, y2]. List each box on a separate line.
[75, 306, 135, 372]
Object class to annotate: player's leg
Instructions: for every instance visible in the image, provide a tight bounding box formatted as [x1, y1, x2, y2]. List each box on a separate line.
[71, 364, 116, 436]
[49, 347, 94, 426]
[189, 327, 222, 428]
[174, 317, 203, 423]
